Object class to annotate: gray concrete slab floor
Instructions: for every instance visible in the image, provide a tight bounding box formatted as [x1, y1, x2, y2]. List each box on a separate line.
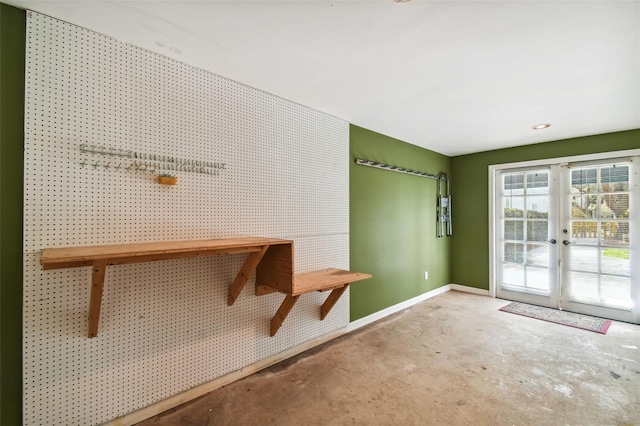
[139, 291, 640, 426]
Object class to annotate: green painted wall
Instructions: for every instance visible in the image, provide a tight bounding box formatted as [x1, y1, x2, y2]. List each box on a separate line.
[451, 129, 640, 290]
[2, 2, 636, 418]
[0, 3, 25, 424]
[350, 125, 451, 320]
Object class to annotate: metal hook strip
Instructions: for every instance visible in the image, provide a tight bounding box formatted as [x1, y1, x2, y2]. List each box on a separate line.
[355, 158, 445, 181]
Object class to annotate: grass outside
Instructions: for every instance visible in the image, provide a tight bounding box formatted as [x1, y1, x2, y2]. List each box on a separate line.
[603, 248, 630, 259]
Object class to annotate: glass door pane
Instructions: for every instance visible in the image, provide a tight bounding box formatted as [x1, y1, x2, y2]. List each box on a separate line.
[496, 168, 558, 307]
[493, 156, 639, 324]
[563, 163, 633, 314]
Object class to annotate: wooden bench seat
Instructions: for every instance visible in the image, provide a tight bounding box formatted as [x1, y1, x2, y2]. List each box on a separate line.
[254, 268, 372, 336]
[227, 243, 372, 336]
[40, 237, 371, 337]
[292, 268, 372, 295]
[40, 237, 292, 337]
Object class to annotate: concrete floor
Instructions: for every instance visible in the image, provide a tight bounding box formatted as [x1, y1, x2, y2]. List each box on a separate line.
[139, 291, 640, 426]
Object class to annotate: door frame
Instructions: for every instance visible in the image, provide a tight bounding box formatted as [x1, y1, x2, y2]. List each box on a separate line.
[488, 148, 640, 301]
[494, 164, 560, 308]
[559, 158, 640, 323]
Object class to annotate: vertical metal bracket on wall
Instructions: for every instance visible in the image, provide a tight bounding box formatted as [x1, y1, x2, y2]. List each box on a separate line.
[354, 158, 453, 237]
[436, 173, 453, 238]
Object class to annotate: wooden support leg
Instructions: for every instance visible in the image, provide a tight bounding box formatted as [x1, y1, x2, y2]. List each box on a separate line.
[270, 294, 300, 336]
[255, 284, 278, 296]
[320, 284, 349, 320]
[228, 245, 269, 306]
[88, 259, 108, 338]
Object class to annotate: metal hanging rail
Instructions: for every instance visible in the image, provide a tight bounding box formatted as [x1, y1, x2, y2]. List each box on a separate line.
[355, 158, 447, 181]
[355, 158, 452, 237]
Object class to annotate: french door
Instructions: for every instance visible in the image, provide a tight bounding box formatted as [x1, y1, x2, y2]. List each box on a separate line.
[494, 156, 639, 324]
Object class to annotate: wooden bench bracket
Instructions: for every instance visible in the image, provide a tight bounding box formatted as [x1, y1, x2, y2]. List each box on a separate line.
[255, 284, 279, 296]
[88, 260, 108, 338]
[227, 245, 269, 306]
[320, 284, 349, 320]
[270, 294, 300, 336]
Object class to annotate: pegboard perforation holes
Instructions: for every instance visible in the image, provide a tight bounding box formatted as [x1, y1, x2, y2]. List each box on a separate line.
[25, 11, 349, 425]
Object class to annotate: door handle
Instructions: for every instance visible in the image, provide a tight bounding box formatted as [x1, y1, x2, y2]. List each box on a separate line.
[562, 240, 573, 246]
[547, 239, 557, 244]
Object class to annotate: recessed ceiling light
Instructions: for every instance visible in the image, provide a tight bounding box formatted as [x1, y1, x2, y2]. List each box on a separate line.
[532, 123, 551, 130]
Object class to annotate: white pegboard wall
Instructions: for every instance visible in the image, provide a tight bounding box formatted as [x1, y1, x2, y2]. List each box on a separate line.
[23, 12, 349, 426]
[24, 12, 348, 251]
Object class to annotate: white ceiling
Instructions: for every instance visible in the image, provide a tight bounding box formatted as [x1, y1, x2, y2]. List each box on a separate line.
[6, 0, 640, 156]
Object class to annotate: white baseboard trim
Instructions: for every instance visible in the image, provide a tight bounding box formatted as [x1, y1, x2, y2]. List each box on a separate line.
[107, 327, 348, 426]
[108, 283, 487, 425]
[346, 284, 451, 332]
[449, 283, 490, 296]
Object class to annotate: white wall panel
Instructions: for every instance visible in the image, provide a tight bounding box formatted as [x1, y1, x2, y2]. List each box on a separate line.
[24, 12, 349, 425]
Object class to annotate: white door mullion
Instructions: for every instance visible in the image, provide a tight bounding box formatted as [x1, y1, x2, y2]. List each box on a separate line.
[630, 157, 640, 323]
[549, 164, 561, 309]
